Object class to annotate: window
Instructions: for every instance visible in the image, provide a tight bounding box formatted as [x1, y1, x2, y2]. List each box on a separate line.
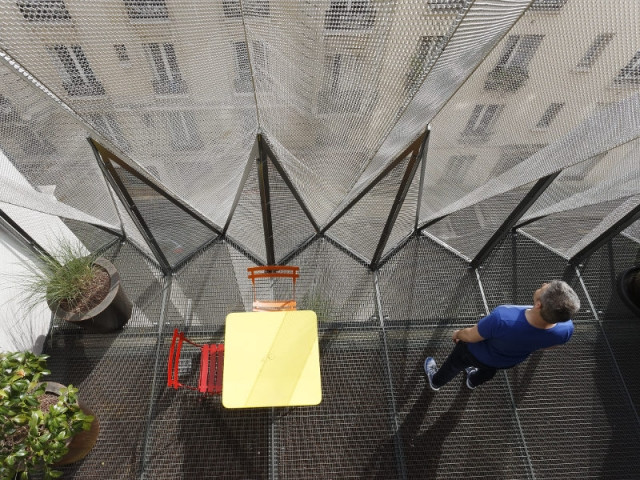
[406, 36, 445, 92]
[324, 1, 375, 31]
[144, 43, 186, 94]
[562, 155, 603, 182]
[461, 104, 504, 141]
[89, 113, 131, 152]
[168, 111, 203, 151]
[0, 94, 18, 122]
[485, 35, 543, 92]
[576, 34, 614, 71]
[445, 155, 475, 179]
[114, 44, 130, 63]
[529, 0, 568, 11]
[426, 0, 467, 12]
[0, 95, 55, 154]
[492, 144, 545, 176]
[615, 51, 640, 85]
[233, 41, 252, 93]
[17, 0, 71, 22]
[232, 40, 268, 93]
[49, 45, 105, 96]
[318, 53, 365, 113]
[124, 0, 168, 20]
[222, 0, 269, 18]
[536, 102, 564, 129]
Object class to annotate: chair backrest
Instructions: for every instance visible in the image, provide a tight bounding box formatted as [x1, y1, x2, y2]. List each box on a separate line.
[168, 329, 223, 395]
[247, 266, 300, 312]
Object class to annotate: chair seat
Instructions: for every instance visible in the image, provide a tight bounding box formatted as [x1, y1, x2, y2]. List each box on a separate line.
[168, 329, 224, 396]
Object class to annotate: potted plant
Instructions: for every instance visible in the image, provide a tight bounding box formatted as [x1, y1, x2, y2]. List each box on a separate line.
[0, 351, 98, 480]
[617, 264, 640, 318]
[19, 240, 132, 333]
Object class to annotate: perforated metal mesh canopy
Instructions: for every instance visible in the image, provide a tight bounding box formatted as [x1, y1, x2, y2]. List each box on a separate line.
[1, 0, 640, 479]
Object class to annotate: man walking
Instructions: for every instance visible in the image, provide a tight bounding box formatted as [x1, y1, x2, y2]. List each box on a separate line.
[424, 280, 580, 390]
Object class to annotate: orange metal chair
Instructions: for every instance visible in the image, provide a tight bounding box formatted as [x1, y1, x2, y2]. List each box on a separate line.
[167, 329, 224, 395]
[247, 265, 300, 312]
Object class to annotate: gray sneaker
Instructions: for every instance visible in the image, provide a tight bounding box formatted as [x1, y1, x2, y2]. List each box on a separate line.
[424, 357, 440, 391]
[465, 367, 478, 390]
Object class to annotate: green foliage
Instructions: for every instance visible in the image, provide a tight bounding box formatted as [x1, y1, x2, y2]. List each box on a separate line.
[0, 352, 94, 480]
[17, 240, 99, 314]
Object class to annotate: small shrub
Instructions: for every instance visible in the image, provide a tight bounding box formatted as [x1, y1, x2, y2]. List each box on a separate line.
[0, 351, 93, 480]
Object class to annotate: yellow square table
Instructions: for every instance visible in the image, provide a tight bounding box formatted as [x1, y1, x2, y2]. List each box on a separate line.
[222, 310, 322, 408]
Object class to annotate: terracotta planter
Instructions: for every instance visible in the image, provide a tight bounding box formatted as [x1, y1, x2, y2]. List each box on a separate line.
[617, 265, 640, 319]
[53, 257, 133, 333]
[43, 382, 100, 467]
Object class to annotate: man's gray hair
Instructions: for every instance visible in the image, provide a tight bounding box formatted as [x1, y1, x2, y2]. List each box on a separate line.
[540, 280, 580, 323]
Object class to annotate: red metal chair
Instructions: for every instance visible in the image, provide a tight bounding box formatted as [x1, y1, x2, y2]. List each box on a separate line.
[247, 265, 300, 312]
[167, 329, 224, 395]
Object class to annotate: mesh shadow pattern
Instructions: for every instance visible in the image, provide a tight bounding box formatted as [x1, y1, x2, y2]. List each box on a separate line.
[377, 236, 485, 325]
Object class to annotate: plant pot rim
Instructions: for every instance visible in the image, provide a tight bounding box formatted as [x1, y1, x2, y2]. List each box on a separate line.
[40, 382, 100, 467]
[617, 265, 640, 318]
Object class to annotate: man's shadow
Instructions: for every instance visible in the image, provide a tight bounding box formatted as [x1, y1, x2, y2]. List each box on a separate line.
[362, 381, 471, 479]
[400, 383, 471, 479]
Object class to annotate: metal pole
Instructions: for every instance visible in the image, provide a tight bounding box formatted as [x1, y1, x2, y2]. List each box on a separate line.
[470, 172, 560, 268]
[371, 129, 428, 269]
[257, 134, 276, 265]
[260, 136, 320, 233]
[90, 139, 172, 274]
[321, 135, 425, 234]
[569, 201, 640, 265]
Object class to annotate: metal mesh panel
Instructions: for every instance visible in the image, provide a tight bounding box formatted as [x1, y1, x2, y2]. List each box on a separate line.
[352, 0, 530, 208]
[425, 182, 534, 261]
[381, 155, 422, 258]
[168, 241, 246, 331]
[109, 188, 156, 261]
[377, 236, 485, 325]
[109, 163, 217, 267]
[0, 0, 256, 229]
[275, 329, 398, 479]
[0, 202, 100, 253]
[288, 237, 376, 325]
[509, 323, 640, 479]
[417, 0, 640, 226]
[478, 232, 594, 323]
[623, 218, 640, 243]
[0, 60, 119, 228]
[226, 160, 267, 264]
[386, 329, 531, 479]
[578, 235, 640, 417]
[327, 153, 411, 263]
[523, 138, 640, 222]
[266, 157, 315, 263]
[520, 197, 630, 259]
[61, 218, 120, 253]
[247, 1, 472, 227]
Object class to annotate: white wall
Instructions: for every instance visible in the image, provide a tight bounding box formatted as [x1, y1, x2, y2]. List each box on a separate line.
[0, 222, 51, 354]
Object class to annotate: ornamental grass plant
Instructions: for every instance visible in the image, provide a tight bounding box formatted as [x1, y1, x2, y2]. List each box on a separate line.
[17, 240, 101, 314]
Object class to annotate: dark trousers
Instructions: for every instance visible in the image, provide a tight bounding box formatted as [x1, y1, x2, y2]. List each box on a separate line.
[432, 341, 498, 388]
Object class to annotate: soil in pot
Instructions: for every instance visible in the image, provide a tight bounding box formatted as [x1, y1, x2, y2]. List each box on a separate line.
[58, 265, 110, 314]
[53, 257, 133, 333]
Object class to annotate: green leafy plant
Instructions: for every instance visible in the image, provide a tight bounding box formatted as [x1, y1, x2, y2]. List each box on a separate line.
[0, 351, 94, 480]
[18, 240, 99, 314]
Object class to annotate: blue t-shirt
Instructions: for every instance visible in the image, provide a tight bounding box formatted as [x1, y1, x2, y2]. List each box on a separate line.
[467, 305, 574, 368]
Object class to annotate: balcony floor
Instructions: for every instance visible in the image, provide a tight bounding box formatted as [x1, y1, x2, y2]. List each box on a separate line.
[43, 232, 640, 479]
